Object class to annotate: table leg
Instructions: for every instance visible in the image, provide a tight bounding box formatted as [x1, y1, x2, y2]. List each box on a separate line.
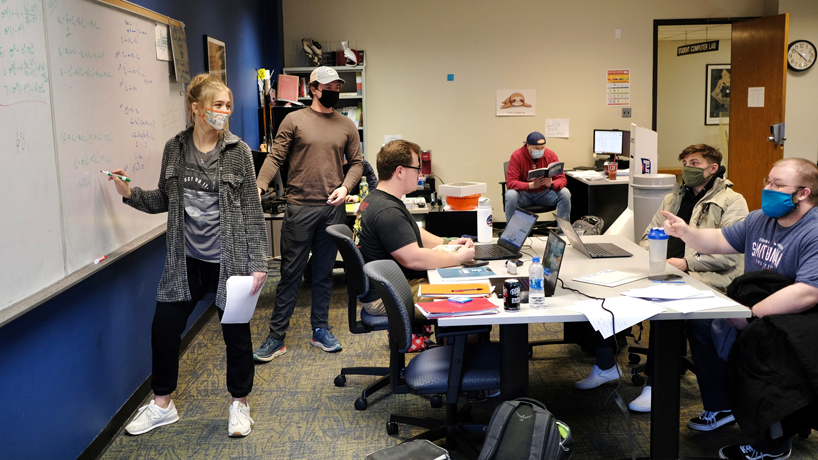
[500, 323, 529, 399]
[650, 320, 682, 459]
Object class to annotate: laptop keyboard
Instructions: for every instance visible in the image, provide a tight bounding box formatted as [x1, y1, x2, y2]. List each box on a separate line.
[584, 244, 611, 256]
[476, 245, 512, 257]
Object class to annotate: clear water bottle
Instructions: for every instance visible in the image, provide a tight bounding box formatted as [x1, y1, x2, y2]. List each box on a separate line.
[529, 256, 546, 309]
[648, 227, 669, 274]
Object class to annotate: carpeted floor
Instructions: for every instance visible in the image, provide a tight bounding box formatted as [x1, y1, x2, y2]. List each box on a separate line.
[97, 260, 818, 460]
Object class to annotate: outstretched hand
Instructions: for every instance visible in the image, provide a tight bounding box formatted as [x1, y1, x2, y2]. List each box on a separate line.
[660, 211, 688, 238]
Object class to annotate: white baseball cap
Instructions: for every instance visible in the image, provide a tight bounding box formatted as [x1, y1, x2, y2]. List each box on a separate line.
[309, 66, 346, 85]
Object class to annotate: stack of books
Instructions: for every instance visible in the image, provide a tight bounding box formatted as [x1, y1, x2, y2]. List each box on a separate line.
[416, 297, 499, 319]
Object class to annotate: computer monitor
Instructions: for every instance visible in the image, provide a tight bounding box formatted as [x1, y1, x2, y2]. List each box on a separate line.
[593, 129, 631, 156]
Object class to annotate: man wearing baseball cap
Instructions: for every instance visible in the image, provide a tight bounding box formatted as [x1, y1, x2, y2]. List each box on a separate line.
[504, 131, 571, 223]
[254, 66, 363, 362]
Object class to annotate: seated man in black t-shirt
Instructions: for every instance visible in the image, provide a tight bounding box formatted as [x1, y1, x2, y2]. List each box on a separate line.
[356, 140, 475, 315]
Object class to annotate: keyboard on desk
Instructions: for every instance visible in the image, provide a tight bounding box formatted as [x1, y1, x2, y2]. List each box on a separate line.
[585, 243, 612, 256]
[474, 244, 521, 260]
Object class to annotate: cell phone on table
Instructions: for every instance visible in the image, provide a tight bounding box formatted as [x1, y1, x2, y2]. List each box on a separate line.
[461, 260, 489, 268]
[648, 274, 683, 281]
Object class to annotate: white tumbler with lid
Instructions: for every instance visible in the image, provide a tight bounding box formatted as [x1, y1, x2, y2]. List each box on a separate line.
[476, 197, 493, 243]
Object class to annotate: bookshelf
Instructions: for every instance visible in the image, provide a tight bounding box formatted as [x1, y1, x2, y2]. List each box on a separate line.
[282, 66, 367, 157]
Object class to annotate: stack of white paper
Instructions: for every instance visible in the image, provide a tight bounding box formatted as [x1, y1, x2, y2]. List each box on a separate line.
[621, 285, 740, 313]
[573, 270, 646, 287]
[566, 297, 665, 339]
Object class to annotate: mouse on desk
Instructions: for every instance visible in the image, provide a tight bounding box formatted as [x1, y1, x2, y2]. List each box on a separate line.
[417, 200, 425, 208]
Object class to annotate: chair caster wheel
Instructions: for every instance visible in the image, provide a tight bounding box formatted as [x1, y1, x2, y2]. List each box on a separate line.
[354, 397, 367, 411]
[632, 374, 645, 387]
[334, 374, 346, 387]
[430, 395, 443, 408]
[628, 353, 641, 364]
[387, 422, 399, 435]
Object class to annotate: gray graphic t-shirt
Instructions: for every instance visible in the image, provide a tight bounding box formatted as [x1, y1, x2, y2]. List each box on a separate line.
[183, 140, 221, 262]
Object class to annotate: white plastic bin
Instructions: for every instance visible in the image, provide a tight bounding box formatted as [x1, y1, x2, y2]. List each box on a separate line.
[631, 174, 676, 242]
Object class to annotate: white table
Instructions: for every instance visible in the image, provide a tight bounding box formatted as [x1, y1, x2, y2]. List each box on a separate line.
[428, 235, 749, 460]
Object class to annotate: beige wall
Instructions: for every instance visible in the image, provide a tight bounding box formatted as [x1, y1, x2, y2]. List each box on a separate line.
[282, 0, 767, 221]
[779, 0, 818, 162]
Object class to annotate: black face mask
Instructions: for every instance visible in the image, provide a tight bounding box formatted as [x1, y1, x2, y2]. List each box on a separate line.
[317, 89, 340, 109]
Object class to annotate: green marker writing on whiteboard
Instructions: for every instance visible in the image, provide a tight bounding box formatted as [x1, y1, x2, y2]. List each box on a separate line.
[100, 170, 131, 182]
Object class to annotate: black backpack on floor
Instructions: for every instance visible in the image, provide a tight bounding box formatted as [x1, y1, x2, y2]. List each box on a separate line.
[478, 398, 573, 460]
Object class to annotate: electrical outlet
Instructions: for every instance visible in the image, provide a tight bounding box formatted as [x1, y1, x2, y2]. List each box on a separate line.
[622, 108, 632, 118]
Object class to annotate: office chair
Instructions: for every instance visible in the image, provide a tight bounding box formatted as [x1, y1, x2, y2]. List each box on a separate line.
[326, 224, 391, 410]
[500, 161, 557, 233]
[365, 259, 501, 458]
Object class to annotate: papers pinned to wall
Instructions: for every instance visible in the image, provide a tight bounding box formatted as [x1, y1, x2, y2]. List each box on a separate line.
[546, 119, 569, 138]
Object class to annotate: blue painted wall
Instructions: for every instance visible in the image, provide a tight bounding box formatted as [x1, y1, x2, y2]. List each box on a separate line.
[0, 1, 280, 458]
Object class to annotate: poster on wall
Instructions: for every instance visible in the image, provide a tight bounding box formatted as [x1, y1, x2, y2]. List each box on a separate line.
[705, 64, 730, 125]
[496, 90, 535, 116]
[606, 70, 630, 106]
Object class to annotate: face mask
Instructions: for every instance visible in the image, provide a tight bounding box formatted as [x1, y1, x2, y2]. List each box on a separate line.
[529, 148, 545, 160]
[201, 107, 230, 131]
[761, 188, 797, 218]
[682, 165, 709, 187]
[317, 89, 340, 109]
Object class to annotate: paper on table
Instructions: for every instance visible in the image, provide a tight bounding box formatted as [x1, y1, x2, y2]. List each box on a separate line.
[222, 276, 262, 324]
[653, 296, 740, 314]
[573, 270, 646, 287]
[567, 297, 665, 339]
[622, 285, 713, 300]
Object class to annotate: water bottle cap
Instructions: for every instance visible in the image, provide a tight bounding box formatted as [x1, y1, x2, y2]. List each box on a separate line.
[648, 227, 669, 240]
[478, 197, 491, 208]
[532, 257, 540, 263]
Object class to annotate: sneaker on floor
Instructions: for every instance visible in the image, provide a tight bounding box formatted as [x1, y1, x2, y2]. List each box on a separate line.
[629, 385, 652, 412]
[312, 327, 342, 352]
[253, 334, 287, 363]
[688, 410, 736, 431]
[719, 443, 791, 460]
[575, 365, 620, 390]
[227, 401, 254, 437]
[124, 400, 179, 435]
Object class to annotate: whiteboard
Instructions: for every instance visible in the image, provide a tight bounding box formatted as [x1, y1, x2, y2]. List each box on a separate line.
[0, 0, 185, 312]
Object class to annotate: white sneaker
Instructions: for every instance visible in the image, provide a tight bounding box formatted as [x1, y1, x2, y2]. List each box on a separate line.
[629, 385, 652, 412]
[125, 400, 179, 435]
[228, 401, 254, 437]
[575, 365, 621, 390]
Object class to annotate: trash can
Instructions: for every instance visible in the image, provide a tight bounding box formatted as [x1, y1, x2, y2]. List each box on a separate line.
[631, 174, 676, 242]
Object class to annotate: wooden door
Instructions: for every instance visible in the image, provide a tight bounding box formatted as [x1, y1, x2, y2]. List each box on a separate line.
[729, 14, 789, 211]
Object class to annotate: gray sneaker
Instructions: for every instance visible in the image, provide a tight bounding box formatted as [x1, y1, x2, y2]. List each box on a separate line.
[124, 400, 179, 435]
[311, 328, 342, 352]
[253, 334, 287, 362]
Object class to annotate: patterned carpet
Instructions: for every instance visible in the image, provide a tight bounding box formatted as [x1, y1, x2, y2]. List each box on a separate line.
[98, 260, 818, 460]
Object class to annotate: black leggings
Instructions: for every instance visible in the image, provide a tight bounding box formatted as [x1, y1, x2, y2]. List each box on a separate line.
[151, 257, 254, 398]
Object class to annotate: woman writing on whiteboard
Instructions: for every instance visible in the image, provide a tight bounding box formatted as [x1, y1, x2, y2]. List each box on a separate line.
[108, 73, 267, 438]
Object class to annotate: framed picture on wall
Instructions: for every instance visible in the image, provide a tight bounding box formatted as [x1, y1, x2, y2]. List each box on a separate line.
[205, 36, 227, 85]
[705, 64, 730, 125]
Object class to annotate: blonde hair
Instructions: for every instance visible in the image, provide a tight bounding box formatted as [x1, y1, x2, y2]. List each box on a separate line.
[186, 73, 233, 131]
[775, 158, 818, 206]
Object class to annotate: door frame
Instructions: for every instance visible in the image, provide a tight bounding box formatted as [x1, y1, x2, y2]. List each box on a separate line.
[652, 17, 757, 131]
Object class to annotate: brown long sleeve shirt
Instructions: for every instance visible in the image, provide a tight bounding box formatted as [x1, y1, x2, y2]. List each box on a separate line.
[256, 107, 363, 206]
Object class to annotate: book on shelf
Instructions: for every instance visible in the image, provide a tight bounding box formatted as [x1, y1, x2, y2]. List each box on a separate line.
[416, 297, 499, 318]
[355, 102, 362, 127]
[277, 74, 299, 102]
[299, 77, 308, 97]
[527, 161, 565, 181]
[419, 282, 492, 298]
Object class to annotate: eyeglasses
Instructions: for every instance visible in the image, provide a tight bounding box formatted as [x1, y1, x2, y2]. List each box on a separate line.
[762, 178, 804, 191]
[401, 164, 423, 173]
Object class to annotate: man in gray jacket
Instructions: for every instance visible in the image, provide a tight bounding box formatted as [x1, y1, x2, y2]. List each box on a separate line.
[627, 144, 748, 414]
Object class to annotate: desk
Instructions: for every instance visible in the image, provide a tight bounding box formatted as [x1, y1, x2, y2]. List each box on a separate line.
[428, 235, 749, 460]
[566, 172, 629, 233]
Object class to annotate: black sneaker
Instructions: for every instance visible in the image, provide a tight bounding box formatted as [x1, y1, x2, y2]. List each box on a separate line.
[719, 443, 791, 459]
[253, 334, 286, 363]
[688, 410, 736, 431]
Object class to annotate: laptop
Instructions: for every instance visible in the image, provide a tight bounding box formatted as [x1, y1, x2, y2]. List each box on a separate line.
[489, 230, 566, 296]
[555, 215, 632, 258]
[473, 207, 538, 260]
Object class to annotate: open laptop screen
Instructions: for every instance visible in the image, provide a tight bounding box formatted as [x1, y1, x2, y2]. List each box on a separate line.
[543, 231, 566, 295]
[499, 209, 538, 249]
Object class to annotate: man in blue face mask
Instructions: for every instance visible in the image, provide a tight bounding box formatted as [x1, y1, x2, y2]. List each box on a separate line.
[661, 158, 818, 460]
[504, 131, 571, 224]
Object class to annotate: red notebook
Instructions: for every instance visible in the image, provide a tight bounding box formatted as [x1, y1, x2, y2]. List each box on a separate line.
[277, 74, 299, 102]
[416, 297, 499, 318]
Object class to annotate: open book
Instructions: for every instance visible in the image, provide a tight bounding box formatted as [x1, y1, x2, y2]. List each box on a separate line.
[527, 161, 564, 181]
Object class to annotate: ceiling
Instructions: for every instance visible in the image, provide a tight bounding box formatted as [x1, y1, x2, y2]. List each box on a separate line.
[657, 24, 732, 42]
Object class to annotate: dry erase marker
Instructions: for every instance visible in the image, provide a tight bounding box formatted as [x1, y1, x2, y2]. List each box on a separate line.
[94, 255, 108, 264]
[100, 171, 131, 182]
[452, 288, 482, 292]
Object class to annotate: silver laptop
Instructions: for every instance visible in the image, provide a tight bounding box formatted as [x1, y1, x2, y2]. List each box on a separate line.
[473, 208, 538, 260]
[489, 229, 566, 295]
[555, 215, 632, 259]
